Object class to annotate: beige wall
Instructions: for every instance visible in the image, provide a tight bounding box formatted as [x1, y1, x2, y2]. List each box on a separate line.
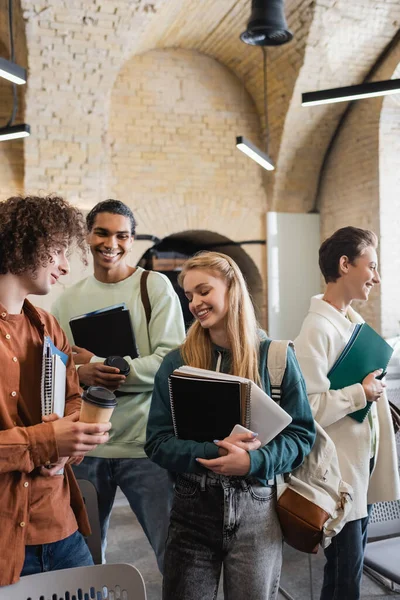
[107, 48, 268, 321]
[380, 68, 400, 338]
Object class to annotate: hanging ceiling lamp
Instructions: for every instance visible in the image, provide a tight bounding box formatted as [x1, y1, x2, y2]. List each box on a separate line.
[240, 0, 293, 46]
[237, 0, 292, 171]
[0, 0, 30, 142]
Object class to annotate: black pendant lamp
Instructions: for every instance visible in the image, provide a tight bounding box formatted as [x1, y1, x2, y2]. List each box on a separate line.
[240, 0, 293, 47]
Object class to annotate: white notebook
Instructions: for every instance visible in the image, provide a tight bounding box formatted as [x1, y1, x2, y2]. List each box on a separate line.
[41, 336, 67, 418]
[40, 337, 68, 475]
[176, 366, 292, 446]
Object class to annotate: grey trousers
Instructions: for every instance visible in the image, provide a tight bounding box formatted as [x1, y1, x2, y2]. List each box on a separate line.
[163, 472, 283, 600]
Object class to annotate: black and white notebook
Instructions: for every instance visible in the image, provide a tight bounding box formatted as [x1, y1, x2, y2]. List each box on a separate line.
[169, 366, 292, 445]
[41, 336, 67, 418]
[40, 337, 68, 475]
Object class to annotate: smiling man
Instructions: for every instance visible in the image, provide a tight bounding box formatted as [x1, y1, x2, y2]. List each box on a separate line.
[0, 195, 112, 586]
[52, 199, 185, 570]
[295, 226, 400, 600]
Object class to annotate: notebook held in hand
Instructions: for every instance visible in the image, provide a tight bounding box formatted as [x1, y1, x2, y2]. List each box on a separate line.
[328, 323, 393, 423]
[69, 303, 138, 359]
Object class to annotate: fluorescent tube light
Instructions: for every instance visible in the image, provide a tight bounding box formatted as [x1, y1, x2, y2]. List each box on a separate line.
[0, 57, 26, 85]
[302, 79, 400, 106]
[0, 124, 30, 141]
[236, 136, 275, 171]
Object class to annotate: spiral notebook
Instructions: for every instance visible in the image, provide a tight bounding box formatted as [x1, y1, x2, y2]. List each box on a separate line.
[41, 336, 68, 419]
[168, 366, 292, 445]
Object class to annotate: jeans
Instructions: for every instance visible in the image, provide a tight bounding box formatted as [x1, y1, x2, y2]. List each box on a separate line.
[73, 456, 173, 572]
[320, 505, 372, 600]
[163, 472, 283, 600]
[21, 530, 93, 576]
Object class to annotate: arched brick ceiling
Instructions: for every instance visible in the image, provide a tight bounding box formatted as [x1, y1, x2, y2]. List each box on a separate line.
[20, 0, 400, 209]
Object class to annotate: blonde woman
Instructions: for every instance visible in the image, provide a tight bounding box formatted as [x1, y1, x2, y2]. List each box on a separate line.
[145, 252, 315, 600]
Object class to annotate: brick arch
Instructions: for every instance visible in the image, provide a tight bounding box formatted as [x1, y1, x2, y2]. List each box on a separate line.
[271, 0, 400, 213]
[317, 40, 400, 334]
[139, 229, 264, 323]
[107, 48, 268, 325]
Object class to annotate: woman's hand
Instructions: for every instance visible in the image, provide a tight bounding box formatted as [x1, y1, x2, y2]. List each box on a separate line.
[362, 369, 387, 402]
[196, 440, 251, 476]
[216, 431, 261, 456]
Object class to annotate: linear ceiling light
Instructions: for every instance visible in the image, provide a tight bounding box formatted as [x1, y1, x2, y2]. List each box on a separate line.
[0, 124, 30, 141]
[0, 57, 26, 84]
[302, 79, 400, 106]
[236, 136, 274, 171]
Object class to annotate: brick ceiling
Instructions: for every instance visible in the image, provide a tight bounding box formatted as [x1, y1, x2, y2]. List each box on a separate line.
[5, 0, 400, 209]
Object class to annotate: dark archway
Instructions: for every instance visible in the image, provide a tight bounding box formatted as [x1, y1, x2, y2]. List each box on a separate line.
[138, 229, 264, 328]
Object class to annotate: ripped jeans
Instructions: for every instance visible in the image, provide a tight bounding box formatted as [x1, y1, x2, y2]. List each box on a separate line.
[163, 471, 283, 600]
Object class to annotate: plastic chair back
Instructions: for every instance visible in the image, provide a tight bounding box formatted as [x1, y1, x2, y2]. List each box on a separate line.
[1, 562, 146, 600]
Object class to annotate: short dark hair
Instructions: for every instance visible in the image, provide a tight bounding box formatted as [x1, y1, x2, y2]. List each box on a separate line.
[86, 199, 137, 235]
[319, 226, 378, 283]
[0, 195, 87, 275]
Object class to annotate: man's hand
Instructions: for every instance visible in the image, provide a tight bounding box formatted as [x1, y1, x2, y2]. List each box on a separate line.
[196, 440, 251, 476]
[77, 362, 126, 389]
[362, 369, 387, 402]
[72, 345, 95, 365]
[39, 456, 69, 477]
[51, 413, 111, 457]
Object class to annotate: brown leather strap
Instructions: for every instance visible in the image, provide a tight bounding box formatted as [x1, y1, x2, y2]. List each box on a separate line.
[140, 270, 151, 326]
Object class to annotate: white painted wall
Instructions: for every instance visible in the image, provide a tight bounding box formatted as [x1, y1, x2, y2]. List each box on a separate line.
[267, 212, 320, 340]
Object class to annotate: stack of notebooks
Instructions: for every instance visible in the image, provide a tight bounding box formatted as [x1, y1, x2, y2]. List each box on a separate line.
[69, 303, 138, 359]
[41, 336, 68, 475]
[41, 336, 68, 419]
[328, 323, 393, 422]
[168, 366, 292, 445]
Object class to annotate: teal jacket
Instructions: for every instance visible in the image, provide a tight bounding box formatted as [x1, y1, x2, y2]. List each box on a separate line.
[145, 338, 315, 484]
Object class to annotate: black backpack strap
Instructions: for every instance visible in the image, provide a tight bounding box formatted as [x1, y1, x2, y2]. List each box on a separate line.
[140, 270, 152, 326]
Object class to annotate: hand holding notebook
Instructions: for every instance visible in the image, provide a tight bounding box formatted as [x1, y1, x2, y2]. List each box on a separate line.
[328, 323, 393, 423]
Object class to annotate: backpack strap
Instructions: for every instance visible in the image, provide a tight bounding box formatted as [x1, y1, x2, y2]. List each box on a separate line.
[267, 340, 294, 403]
[140, 270, 152, 326]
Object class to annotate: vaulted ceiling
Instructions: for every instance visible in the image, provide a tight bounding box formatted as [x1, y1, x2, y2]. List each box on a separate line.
[3, 0, 400, 210]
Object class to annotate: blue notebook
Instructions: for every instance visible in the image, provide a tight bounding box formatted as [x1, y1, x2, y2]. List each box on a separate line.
[328, 323, 393, 423]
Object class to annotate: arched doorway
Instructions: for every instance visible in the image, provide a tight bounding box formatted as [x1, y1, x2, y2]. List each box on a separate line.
[138, 230, 264, 329]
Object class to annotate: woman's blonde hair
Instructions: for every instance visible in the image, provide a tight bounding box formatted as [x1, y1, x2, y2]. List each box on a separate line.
[178, 251, 261, 384]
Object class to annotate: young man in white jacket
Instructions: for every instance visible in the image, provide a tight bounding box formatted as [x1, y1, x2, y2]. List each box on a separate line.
[52, 200, 185, 570]
[295, 226, 400, 600]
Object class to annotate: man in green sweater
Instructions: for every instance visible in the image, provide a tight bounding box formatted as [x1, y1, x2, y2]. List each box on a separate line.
[52, 199, 185, 570]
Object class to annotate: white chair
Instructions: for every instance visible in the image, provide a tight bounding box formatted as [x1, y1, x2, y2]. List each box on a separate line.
[1, 562, 147, 600]
[77, 478, 102, 565]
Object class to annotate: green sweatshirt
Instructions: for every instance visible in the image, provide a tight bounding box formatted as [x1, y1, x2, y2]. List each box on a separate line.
[145, 339, 316, 484]
[52, 267, 185, 458]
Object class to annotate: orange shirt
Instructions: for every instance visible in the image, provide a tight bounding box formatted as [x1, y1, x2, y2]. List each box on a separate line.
[0, 300, 90, 586]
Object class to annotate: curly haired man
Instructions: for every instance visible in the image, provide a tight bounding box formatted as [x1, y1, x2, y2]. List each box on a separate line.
[0, 195, 111, 586]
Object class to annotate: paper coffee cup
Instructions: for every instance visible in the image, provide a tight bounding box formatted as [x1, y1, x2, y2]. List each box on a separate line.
[80, 386, 118, 426]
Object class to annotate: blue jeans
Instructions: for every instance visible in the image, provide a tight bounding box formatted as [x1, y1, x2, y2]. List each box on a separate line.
[320, 505, 372, 600]
[21, 530, 93, 576]
[73, 456, 173, 572]
[163, 472, 283, 600]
